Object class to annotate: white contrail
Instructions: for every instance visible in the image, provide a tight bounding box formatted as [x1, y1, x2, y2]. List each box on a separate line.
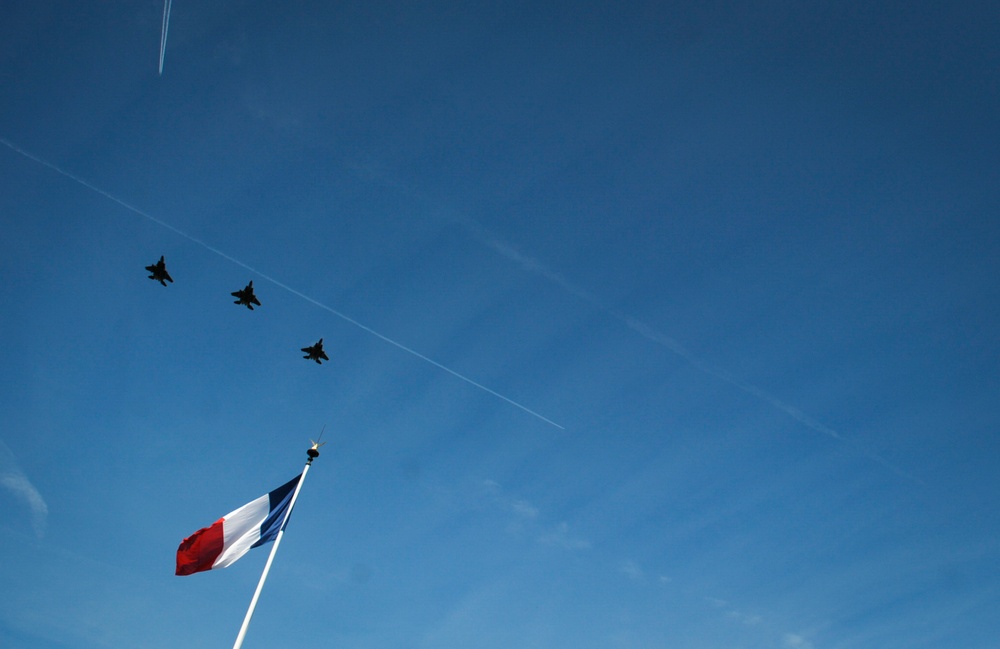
[461, 219, 847, 440]
[460, 219, 925, 481]
[612, 311, 846, 441]
[0, 138, 564, 430]
[158, 0, 173, 75]
[478, 226, 923, 480]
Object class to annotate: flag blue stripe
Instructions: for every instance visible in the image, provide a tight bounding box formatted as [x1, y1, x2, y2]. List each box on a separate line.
[251, 474, 301, 549]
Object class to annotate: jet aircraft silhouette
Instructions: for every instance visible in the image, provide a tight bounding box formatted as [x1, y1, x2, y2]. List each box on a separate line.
[145, 256, 173, 286]
[301, 338, 329, 364]
[231, 281, 261, 310]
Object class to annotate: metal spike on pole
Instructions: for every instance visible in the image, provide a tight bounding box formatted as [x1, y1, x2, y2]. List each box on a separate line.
[232, 441, 324, 649]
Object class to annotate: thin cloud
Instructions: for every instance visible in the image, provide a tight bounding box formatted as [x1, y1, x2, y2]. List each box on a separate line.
[0, 440, 48, 538]
[480, 480, 538, 519]
[479, 480, 590, 550]
[783, 633, 815, 649]
[538, 521, 591, 550]
[510, 499, 539, 519]
[620, 559, 644, 581]
[727, 610, 763, 626]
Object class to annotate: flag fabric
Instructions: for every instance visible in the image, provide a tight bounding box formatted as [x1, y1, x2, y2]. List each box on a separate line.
[176, 474, 301, 576]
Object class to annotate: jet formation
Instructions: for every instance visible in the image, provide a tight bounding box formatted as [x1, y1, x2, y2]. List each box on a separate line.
[146, 257, 326, 364]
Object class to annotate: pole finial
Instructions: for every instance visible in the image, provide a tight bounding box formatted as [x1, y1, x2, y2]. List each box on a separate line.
[307, 426, 326, 464]
[307, 440, 325, 464]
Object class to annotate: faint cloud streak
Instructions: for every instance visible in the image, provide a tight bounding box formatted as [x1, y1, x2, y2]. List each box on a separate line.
[783, 633, 815, 649]
[727, 610, 763, 626]
[479, 479, 538, 520]
[479, 480, 591, 550]
[620, 559, 644, 581]
[538, 521, 591, 550]
[510, 499, 539, 519]
[0, 440, 48, 538]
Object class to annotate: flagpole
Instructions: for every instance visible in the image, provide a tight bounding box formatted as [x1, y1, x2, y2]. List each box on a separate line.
[232, 442, 322, 649]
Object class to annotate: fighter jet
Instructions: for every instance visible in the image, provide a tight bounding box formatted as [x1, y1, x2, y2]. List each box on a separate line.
[231, 281, 261, 310]
[145, 256, 173, 286]
[301, 338, 329, 364]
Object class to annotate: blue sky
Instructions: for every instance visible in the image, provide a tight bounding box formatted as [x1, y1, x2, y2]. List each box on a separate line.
[1, 1, 998, 648]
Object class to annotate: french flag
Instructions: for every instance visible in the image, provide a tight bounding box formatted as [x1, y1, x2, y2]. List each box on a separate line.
[176, 474, 301, 576]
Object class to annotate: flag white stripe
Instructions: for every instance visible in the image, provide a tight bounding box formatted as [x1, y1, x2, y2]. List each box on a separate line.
[215, 494, 270, 568]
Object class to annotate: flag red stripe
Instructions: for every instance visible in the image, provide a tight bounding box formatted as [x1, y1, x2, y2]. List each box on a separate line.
[175, 518, 225, 576]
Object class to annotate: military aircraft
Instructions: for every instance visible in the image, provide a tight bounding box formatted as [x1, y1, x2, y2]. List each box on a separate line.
[301, 338, 329, 364]
[145, 256, 173, 286]
[231, 281, 261, 310]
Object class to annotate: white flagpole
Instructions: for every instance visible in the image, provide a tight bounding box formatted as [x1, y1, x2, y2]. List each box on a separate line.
[232, 442, 322, 649]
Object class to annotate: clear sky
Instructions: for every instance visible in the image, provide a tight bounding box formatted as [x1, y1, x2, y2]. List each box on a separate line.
[1, 2, 998, 648]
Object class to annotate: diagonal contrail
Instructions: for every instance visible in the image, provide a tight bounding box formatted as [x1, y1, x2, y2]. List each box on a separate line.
[459, 219, 920, 481]
[460, 219, 847, 440]
[0, 138, 564, 430]
[158, 0, 173, 75]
